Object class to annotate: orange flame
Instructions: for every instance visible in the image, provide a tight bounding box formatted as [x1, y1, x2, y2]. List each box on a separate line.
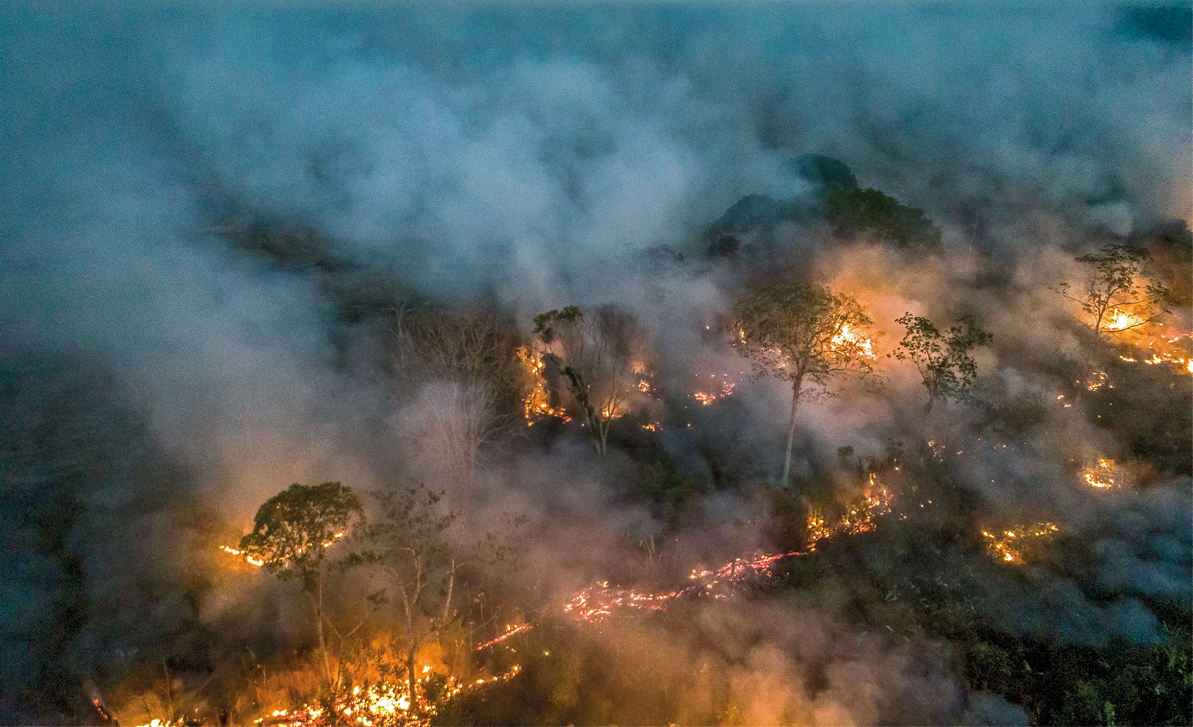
[981, 523, 1058, 563]
[1082, 458, 1120, 489]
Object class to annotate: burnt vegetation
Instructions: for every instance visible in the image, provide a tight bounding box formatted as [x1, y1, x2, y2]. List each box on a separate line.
[11, 151, 1187, 726]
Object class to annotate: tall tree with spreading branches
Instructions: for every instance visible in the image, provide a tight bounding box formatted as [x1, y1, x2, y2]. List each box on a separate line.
[1057, 244, 1170, 336]
[891, 313, 992, 413]
[347, 483, 456, 719]
[734, 284, 875, 486]
[238, 482, 363, 687]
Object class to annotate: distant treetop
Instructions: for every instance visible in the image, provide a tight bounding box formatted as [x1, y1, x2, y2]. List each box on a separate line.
[702, 153, 943, 258]
[790, 153, 859, 191]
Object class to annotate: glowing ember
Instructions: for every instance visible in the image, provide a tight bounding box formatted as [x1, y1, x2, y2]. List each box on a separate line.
[806, 474, 894, 549]
[220, 544, 265, 567]
[981, 523, 1058, 563]
[563, 550, 803, 624]
[478, 551, 814, 647]
[220, 532, 343, 568]
[226, 482, 901, 726]
[691, 376, 737, 405]
[1082, 458, 1120, 489]
[1121, 331, 1193, 373]
[239, 672, 465, 727]
[1086, 371, 1108, 391]
[475, 623, 532, 651]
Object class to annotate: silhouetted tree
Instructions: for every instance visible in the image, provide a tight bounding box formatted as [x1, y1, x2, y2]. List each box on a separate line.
[892, 313, 992, 412]
[734, 284, 875, 486]
[238, 482, 363, 686]
[1058, 244, 1170, 336]
[822, 186, 943, 253]
[349, 483, 456, 718]
[532, 305, 646, 455]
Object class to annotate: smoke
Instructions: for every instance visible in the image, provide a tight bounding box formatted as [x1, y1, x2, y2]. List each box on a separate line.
[1, 1, 1189, 722]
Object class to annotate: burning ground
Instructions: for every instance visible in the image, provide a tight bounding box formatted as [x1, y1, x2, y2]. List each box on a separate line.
[2, 2, 1191, 725]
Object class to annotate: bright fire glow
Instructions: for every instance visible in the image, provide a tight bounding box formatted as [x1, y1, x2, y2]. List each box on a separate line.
[517, 346, 572, 425]
[692, 377, 736, 406]
[1119, 332, 1192, 373]
[1082, 458, 1120, 489]
[1105, 309, 1142, 332]
[220, 532, 343, 568]
[219, 545, 265, 567]
[473, 550, 809, 652]
[562, 550, 803, 625]
[240, 673, 465, 727]
[981, 523, 1058, 563]
[831, 324, 875, 359]
[1103, 314, 1193, 374]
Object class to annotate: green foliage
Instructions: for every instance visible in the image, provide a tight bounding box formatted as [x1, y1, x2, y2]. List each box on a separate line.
[238, 482, 362, 594]
[238, 482, 364, 688]
[822, 185, 943, 253]
[775, 461, 1192, 727]
[734, 284, 875, 389]
[1058, 244, 1171, 336]
[355, 485, 455, 568]
[892, 313, 992, 412]
[531, 306, 584, 343]
[735, 283, 874, 485]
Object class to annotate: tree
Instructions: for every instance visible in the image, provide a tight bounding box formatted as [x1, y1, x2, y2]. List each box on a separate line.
[734, 284, 875, 486]
[238, 482, 363, 686]
[391, 305, 522, 490]
[821, 185, 943, 253]
[1057, 244, 1170, 336]
[892, 313, 992, 413]
[532, 305, 646, 456]
[349, 483, 457, 718]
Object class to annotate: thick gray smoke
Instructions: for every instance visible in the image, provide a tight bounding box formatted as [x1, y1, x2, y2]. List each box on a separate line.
[1, 1, 1189, 723]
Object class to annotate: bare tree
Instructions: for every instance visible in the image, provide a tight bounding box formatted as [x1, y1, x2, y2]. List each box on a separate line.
[392, 305, 522, 488]
[1057, 244, 1170, 336]
[532, 305, 647, 456]
[348, 483, 456, 719]
[734, 284, 875, 486]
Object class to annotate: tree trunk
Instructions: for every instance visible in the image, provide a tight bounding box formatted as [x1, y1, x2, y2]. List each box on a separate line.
[313, 575, 333, 688]
[163, 658, 174, 723]
[780, 375, 802, 487]
[441, 559, 455, 624]
[404, 610, 418, 716]
[597, 418, 608, 456]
